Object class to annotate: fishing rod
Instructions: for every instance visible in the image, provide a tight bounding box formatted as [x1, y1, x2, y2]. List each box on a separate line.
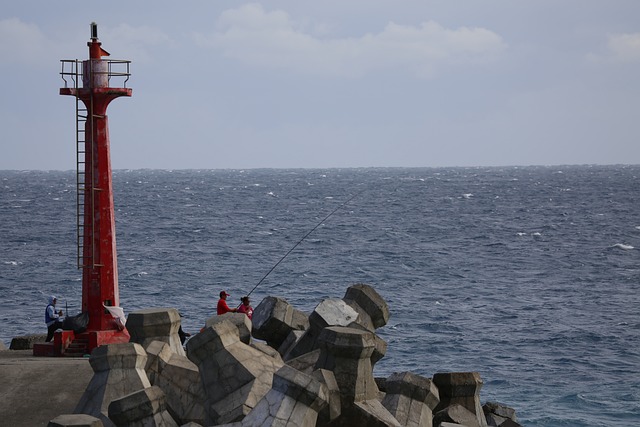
[244, 188, 365, 299]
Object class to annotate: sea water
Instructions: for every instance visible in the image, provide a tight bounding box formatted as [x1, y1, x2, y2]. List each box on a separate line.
[1, 166, 639, 426]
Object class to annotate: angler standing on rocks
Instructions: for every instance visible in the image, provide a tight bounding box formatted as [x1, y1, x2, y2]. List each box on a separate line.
[238, 296, 254, 320]
[217, 290, 237, 315]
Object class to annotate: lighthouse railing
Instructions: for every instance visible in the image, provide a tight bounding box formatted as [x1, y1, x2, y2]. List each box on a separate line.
[60, 59, 131, 89]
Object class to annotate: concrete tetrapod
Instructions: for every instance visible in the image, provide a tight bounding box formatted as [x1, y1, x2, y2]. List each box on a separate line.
[252, 296, 309, 350]
[37, 284, 524, 427]
[315, 326, 400, 427]
[126, 308, 185, 357]
[146, 341, 205, 425]
[186, 319, 284, 425]
[108, 385, 178, 427]
[74, 343, 151, 427]
[381, 371, 440, 427]
[433, 372, 488, 427]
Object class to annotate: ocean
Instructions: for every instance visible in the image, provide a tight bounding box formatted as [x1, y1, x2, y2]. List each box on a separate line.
[1, 166, 639, 426]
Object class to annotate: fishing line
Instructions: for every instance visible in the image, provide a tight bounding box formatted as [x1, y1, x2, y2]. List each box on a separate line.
[245, 187, 366, 298]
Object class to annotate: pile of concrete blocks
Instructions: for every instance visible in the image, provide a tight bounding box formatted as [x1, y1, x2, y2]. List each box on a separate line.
[10, 333, 47, 350]
[48, 284, 522, 427]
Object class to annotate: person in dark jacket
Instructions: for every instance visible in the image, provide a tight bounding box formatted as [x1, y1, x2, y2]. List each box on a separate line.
[45, 295, 64, 342]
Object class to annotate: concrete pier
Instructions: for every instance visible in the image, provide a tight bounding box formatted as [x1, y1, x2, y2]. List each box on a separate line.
[0, 350, 93, 427]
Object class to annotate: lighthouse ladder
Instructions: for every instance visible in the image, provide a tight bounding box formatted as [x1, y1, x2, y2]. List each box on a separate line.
[72, 60, 96, 270]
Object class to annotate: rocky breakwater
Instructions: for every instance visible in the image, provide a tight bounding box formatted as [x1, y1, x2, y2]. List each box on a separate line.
[48, 284, 522, 427]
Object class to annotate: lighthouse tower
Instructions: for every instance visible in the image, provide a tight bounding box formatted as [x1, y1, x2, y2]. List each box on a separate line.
[49, 23, 132, 355]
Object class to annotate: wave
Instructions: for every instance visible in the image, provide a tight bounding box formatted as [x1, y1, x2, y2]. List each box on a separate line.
[4, 166, 640, 427]
[612, 243, 634, 250]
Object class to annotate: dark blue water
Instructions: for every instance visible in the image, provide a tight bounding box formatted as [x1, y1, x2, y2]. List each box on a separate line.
[1, 166, 639, 426]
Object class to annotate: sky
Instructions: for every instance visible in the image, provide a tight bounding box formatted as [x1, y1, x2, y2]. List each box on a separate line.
[1, 1, 639, 170]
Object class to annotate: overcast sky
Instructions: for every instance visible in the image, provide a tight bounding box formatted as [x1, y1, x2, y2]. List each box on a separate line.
[1, 1, 639, 170]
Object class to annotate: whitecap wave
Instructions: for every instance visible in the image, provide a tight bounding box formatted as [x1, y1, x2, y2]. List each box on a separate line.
[612, 243, 634, 250]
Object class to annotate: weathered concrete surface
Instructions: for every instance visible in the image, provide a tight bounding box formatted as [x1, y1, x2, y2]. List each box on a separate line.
[371, 334, 388, 367]
[286, 348, 321, 375]
[284, 298, 359, 360]
[108, 385, 178, 427]
[0, 350, 93, 427]
[205, 312, 253, 345]
[252, 296, 309, 350]
[126, 308, 185, 356]
[47, 414, 104, 426]
[315, 326, 379, 406]
[312, 368, 341, 424]
[10, 334, 47, 350]
[237, 364, 329, 426]
[255, 285, 389, 363]
[187, 320, 284, 425]
[154, 347, 205, 424]
[74, 343, 151, 427]
[144, 340, 174, 386]
[433, 372, 487, 427]
[314, 326, 400, 426]
[250, 340, 284, 364]
[351, 399, 402, 427]
[381, 371, 440, 427]
[483, 402, 522, 427]
[433, 403, 481, 427]
[343, 284, 390, 331]
[277, 329, 306, 357]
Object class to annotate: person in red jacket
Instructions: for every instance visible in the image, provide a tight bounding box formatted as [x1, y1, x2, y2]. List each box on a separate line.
[217, 290, 237, 315]
[237, 296, 253, 320]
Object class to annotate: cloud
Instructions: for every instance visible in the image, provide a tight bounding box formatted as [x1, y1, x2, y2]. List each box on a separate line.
[0, 18, 173, 68]
[587, 32, 640, 64]
[0, 18, 50, 66]
[100, 23, 175, 63]
[607, 32, 640, 63]
[194, 3, 507, 78]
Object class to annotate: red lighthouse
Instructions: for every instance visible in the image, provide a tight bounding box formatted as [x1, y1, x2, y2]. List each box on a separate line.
[36, 23, 132, 356]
